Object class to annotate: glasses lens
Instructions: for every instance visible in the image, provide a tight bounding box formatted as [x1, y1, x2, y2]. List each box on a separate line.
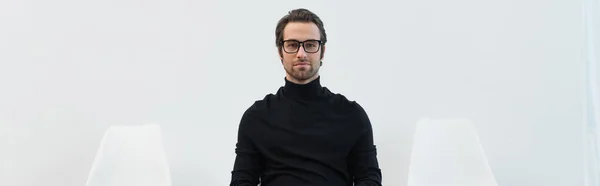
[283, 41, 299, 53]
[303, 40, 320, 53]
[282, 40, 321, 53]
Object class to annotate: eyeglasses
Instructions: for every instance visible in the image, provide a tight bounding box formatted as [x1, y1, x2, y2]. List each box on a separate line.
[280, 39, 322, 54]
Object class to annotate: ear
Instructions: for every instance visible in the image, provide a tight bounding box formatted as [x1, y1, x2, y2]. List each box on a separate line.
[278, 48, 284, 63]
[320, 44, 326, 60]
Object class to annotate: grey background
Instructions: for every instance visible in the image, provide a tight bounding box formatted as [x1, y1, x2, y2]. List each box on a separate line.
[0, 0, 585, 186]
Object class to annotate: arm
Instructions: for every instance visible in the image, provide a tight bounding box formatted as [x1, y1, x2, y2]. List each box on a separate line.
[348, 104, 382, 186]
[230, 107, 265, 186]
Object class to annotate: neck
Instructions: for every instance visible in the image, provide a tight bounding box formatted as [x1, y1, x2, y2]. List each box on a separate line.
[282, 75, 325, 99]
[285, 73, 319, 85]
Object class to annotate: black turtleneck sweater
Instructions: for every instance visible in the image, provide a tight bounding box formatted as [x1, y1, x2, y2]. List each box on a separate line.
[230, 76, 382, 186]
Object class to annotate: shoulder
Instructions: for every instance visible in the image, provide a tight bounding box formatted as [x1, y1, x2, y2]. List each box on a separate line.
[325, 88, 372, 126]
[241, 91, 282, 118]
[324, 87, 366, 112]
[237, 94, 271, 131]
[243, 94, 274, 114]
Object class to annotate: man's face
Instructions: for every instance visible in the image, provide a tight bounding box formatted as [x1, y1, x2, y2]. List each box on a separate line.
[279, 22, 325, 84]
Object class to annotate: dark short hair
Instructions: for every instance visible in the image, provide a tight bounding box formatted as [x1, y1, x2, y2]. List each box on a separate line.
[275, 8, 327, 56]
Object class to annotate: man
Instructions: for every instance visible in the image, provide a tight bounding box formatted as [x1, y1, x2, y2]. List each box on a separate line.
[230, 8, 382, 186]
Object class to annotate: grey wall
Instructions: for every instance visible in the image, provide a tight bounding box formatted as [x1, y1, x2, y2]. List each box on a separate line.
[0, 0, 584, 185]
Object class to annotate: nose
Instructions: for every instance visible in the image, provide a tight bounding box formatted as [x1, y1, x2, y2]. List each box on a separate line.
[296, 45, 307, 58]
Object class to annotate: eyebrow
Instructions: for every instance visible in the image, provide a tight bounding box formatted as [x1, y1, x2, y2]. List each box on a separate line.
[283, 39, 320, 42]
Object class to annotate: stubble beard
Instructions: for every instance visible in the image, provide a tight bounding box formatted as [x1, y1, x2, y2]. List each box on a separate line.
[286, 63, 318, 82]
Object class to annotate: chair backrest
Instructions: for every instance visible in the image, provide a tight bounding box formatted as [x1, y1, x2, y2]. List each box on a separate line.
[407, 118, 498, 186]
[85, 124, 172, 186]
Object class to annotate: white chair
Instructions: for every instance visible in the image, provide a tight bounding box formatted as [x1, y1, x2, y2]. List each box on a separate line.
[85, 124, 172, 186]
[407, 118, 498, 186]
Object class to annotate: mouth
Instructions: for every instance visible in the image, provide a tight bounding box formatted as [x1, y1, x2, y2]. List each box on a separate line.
[294, 62, 310, 66]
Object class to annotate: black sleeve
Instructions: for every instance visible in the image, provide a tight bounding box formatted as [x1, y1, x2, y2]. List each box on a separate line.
[230, 106, 265, 186]
[348, 104, 382, 186]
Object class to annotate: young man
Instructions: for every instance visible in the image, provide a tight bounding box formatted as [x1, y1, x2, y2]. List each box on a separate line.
[230, 8, 382, 186]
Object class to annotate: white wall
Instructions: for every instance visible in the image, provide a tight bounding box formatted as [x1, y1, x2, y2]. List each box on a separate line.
[584, 0, 600, 185]
[0, 0, 584, 186]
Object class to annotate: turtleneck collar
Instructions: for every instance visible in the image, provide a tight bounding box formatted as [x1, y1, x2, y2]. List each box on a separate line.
[282, 76, 326, 99]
